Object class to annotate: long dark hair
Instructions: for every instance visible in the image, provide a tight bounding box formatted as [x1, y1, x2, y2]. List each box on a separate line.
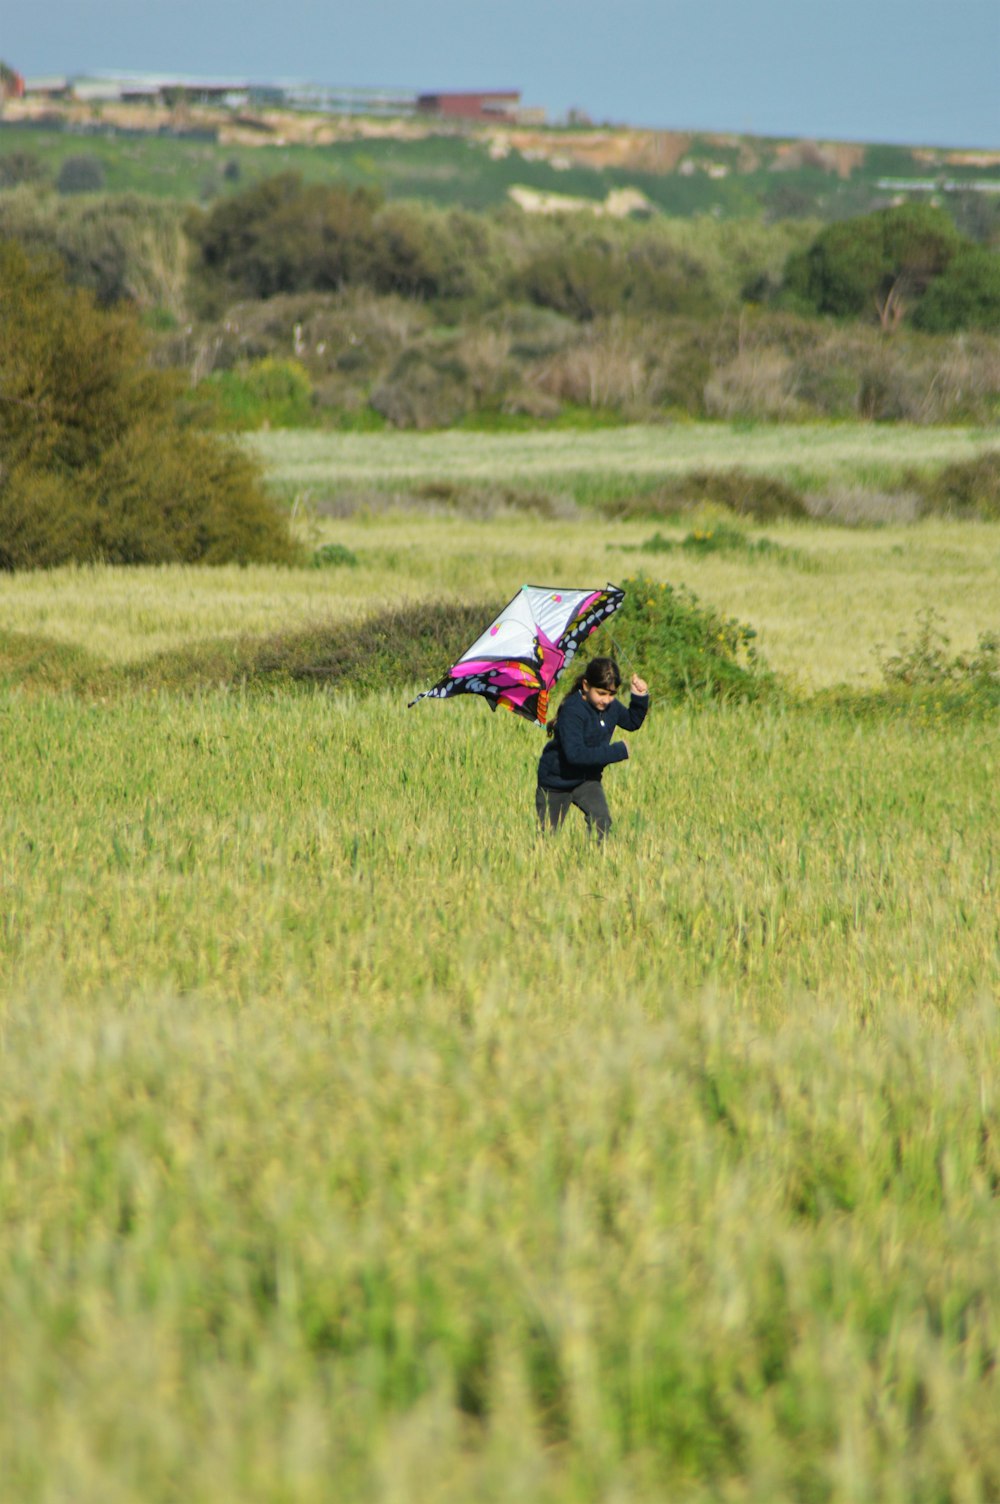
[548, 656, 621, 736]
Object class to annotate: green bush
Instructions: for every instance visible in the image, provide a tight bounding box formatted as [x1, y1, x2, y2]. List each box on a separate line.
[56, 154, 106, 195]
[605, 469, 809, 522]
[0, 188, 190, 311]
[518, 240, 630, 321]
[0, 151, 48, 188]
[190, 172, 382, 308]
[913, 247, 1000, 333]
[0, 239, 296, 569]
[191, 357, 315, 430]
[370, 347, 473, 428]
[877, 608, 1000, 710]
[587, 573, 775, 703]
[783, 205, 964, 326]
[913, 451, 1000, 519]
[310, 542, 359, 568]
[636, 524, 802, 564]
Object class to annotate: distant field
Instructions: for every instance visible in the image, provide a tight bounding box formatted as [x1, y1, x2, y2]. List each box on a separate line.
[248, 422, 999, 497]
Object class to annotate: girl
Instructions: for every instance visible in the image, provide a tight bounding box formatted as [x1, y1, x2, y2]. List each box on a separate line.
[536, 656, 649, 838]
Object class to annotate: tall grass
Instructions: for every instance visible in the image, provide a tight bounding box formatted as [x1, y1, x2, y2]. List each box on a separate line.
[2, 487, 998, 1500]
[1, 687, 998, 1501]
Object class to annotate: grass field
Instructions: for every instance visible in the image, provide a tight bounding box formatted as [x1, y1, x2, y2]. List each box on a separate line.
[2, 512, 997, 690]
[2, 424, 999, 1501]
[248, 422, 1000, 498]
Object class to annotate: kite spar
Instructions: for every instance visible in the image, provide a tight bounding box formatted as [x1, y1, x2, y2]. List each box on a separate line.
[409, 582, 625, 727]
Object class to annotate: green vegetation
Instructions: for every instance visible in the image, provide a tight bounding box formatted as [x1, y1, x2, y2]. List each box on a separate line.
[0, 109, 997, 1495]
[2, 153, 998, 427]
[2, 120, 999, 224]
[0, 242, 296, 569]
[783, 204, 963, 326]
[1, 437, 998, 1497]
[1, 659, 998, 1503]
[248, 423, 1000, 508]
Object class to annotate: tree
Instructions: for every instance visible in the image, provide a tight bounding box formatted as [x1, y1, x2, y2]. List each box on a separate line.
[783, 205, 963, 328]
[190, 172, 381, 304]
[0, 240, 295, 568]
[912, 246, 1000, 332]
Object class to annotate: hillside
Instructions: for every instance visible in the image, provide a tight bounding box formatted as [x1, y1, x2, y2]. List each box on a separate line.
[3, 94, 999, 221]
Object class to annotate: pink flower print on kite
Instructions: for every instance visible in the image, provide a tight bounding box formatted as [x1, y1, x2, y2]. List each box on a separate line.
[409, 583, 625, 726]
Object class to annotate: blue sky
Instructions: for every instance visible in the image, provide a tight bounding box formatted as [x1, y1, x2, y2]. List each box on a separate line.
[6, 0, 998, 148]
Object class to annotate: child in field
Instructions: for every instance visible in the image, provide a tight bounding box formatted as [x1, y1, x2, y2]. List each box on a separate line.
[536, 656, 649, 838]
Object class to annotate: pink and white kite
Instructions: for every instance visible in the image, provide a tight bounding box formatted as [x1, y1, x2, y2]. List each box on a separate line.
[409, 583, 625, 727]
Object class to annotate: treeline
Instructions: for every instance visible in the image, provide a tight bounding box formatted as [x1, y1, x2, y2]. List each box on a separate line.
[1, 173, 999, 427]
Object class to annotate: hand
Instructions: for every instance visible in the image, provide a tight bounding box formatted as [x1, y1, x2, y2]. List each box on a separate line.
[631, 674, 648, 696]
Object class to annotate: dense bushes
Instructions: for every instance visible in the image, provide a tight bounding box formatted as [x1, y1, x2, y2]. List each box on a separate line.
[1, 177, 997, 432]
[913, 247, 1000, 332]
[0, 240, 296, 569]
[0, 187, 190, 312]
[172, 295, 1000, 429]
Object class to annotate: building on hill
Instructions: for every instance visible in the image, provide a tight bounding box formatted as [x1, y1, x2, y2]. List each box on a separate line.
[417, 90, 526, 122]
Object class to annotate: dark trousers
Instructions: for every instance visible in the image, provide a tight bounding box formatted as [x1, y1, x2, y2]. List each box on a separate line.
[536, 780, 612, 838]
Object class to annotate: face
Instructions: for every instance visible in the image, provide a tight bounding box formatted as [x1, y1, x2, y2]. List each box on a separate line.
[581, 679, 617, 711]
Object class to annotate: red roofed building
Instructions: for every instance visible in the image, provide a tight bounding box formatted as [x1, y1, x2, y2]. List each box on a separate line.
[417, 90, 520, 122]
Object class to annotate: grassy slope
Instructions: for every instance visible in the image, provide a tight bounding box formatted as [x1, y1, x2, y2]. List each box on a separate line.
[3, 121, 997, 214]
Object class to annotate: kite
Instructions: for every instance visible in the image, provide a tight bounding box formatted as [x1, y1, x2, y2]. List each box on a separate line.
[409, 582, 625, 727]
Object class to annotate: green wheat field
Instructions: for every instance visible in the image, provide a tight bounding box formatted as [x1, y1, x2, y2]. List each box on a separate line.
[2, 428, 999, 1502]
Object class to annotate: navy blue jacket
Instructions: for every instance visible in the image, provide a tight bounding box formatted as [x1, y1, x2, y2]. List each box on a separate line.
[537, 691, 649, 791]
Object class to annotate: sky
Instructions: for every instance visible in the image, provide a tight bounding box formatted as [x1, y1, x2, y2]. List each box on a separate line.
[5, 0, 999, 149]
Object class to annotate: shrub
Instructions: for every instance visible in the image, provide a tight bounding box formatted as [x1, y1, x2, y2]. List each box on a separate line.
[254, 601, 502, 693]
[56, 155, 107, 194]
[370, 348, 473, 429]
[190, 172, 382, 307]
[0, 189, 190, 312]
[0, 151, 48, 188]
[877, 608, 1000, 709]
[586, 573, 775, 703]
[783, 205, 964, 327]
[310, 543, 359, 568]
[913, 247, 1000, 333]
[192, 357, 315, 430]
[518, 240, 629, 321]
[0, 239, 296, 569]
[604, 470, 809, 522]
[913, 451, 1000, 519]
[635, 524, 803, 564]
